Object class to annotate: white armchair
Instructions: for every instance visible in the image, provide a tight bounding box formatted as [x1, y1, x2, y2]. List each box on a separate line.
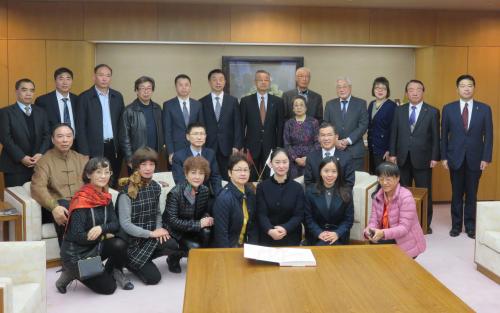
[351, 171, 379, 241]
[475, 201, 500, 283]
[0, 241, 46, 313]
[4, 182, 119, 262]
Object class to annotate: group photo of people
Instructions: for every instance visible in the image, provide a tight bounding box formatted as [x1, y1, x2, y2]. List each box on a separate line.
[0, 63, 493, 295]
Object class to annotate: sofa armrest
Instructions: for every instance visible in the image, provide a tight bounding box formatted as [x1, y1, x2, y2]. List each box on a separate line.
[0, 277, 14, 313]
[153, 172, 175, 214]
[477, 202, 500, 243]
[4, 185, 43, 241]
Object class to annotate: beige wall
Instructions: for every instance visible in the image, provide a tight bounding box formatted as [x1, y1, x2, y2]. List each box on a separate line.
[96, 43, 415, 105]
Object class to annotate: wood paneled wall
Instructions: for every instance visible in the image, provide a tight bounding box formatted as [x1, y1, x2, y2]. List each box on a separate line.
[0, 0, 499, 201]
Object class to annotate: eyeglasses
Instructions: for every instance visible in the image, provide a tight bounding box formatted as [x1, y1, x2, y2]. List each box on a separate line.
[378, 176, 396, 183]
[138, 87, 153, 92]
[94, 170, 113, 177]
[232, 168, 250, 173]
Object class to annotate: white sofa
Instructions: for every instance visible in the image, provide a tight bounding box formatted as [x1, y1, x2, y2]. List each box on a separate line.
[3, 172, 174, 263]
[0, 241, 46, 313]
[475, 201, 500, 283]
[351, 171, 379, 241]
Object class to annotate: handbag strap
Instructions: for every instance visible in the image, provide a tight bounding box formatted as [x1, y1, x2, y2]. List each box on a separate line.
[90, 206, 107, 253]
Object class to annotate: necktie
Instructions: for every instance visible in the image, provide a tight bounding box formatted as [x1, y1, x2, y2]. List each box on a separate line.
[462, 103, 469, 131]
[409, 105, 417, 129]
[341, 100, 348, 120]
[259, 96, 266, 124]
[62, 98, 71, 125]
[324, 152, 331, 158]
[300, 90, 308, 101]
[24, 105, 32, 116]
[215, 96, 221, 121]
[182, 101, 189, 126]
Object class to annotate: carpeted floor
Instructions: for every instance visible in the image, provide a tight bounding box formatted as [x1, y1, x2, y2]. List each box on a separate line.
[46, 204, 499, 313]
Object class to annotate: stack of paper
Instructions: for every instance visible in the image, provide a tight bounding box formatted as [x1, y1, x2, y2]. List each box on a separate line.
[243, 244, 317, 267]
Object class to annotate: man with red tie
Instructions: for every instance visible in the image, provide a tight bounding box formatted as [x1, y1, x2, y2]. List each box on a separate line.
[441, 75, 493, 239]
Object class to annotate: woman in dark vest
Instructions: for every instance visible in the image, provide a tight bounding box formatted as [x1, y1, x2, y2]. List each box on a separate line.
[162, 156, 213, 273]
[117, 147, 180, 285]
[256, 148, 304, 246]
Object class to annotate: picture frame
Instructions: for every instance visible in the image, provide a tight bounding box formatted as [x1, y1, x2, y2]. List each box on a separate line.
[222, 56, 304, 100]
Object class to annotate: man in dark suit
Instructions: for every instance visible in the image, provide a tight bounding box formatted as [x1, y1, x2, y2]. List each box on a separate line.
[172, 122, 222, 196]
[282, 67, 323, 122]
[441, 75, 493, 239]
[76, 64, 125, 186]
[324, 77, 368, 172]
[304, 122, 355, 189]
[240, 70, 284, 181]
[389, 79, 440, 233]
[163, 74, 204, 165]
[35, 67, 78, 148]
[0, 79, 50, 187]
[199, 69, 242, 180]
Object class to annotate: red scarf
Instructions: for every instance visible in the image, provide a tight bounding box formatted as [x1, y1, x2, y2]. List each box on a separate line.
[66, 184, 112, 231]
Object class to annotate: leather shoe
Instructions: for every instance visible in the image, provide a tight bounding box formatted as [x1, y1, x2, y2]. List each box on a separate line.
[466, 230, 475, 239]
[449, 229, 460, 237]
[167, 256, 182, 273]
[427, 227, 433, 234]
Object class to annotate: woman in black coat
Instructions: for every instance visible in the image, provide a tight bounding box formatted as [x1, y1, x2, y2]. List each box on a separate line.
[256, 148, 304, 246]
[213, 154, 258, 248]
[304, 156, 354, 245]
[162, 156, 213, 273]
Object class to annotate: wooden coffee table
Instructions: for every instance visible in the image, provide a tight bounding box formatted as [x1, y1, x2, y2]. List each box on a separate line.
[183, 245, 472, 313]
[0, 200, 22, 241]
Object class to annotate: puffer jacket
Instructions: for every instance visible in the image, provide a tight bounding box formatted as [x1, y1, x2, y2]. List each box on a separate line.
[368, 184, 426, 258]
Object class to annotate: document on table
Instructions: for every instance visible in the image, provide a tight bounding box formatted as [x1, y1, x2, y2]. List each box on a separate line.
[243, 244, 317, 267]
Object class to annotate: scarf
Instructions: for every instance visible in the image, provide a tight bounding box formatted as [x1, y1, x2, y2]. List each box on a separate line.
[65, 184, 112, 233]
[118, 171, 150, 199]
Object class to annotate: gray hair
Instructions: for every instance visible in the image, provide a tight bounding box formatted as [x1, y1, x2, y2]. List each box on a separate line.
[336, 76, 352, 86]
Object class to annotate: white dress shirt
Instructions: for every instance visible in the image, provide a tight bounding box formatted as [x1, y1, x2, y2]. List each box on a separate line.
[460, 99, 473, 129]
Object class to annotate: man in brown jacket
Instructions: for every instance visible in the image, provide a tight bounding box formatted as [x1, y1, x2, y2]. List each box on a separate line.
[31, 123, 88, 246]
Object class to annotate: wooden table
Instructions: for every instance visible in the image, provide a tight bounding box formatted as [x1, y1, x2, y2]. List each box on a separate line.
[408, 187, 429, 234]
[183, 245, 472, 313]
[0, 201, 22, 241]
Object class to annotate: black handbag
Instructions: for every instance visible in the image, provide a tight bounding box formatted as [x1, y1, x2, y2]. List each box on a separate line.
[76, 208, 106, 281]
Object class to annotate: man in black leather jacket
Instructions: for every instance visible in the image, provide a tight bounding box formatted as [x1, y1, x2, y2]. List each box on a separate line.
[119, 76, 164, 173]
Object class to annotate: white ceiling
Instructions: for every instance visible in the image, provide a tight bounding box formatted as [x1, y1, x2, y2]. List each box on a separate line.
[27, 0, 500, 11]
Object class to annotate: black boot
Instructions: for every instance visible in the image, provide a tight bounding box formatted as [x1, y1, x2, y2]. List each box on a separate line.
[55, 268, 75, 294]
[167, 253, 182, 273]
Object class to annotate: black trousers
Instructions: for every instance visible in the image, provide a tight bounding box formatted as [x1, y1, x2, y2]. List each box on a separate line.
[250, 147, 270, 182]
[41, 199, 69, 247]
[177, 227, 212, 251]
[78, 237, 128, 295]
[369, 151, 385, 175]
[4, 171, 33, 188]
[351, 156, 366, 172]
[449, 160, 482, 232]
[130, 238, 180, 285]
[103, 140, 122, 188]
[399, 155, 433, 227]
[216, 147, 230, 181]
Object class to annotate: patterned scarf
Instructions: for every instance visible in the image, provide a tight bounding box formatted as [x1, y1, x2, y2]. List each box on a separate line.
[118, 171, 150, 199]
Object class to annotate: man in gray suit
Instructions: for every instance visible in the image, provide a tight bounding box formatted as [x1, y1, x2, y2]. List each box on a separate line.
[324, 77, 368, 171]
[282, 67, 323, 122]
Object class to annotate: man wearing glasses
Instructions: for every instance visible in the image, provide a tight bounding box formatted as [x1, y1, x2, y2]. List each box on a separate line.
[119, 76, 164, 174]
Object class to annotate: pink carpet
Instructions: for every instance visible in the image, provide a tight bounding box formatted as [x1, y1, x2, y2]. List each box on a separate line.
[45, 204, 499, 313]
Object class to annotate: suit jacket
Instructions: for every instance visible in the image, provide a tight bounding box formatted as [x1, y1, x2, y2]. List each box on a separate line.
[367, 99, 397, 156]
[35, 91, 78, 134]
[0, 104, 50, 173]
[389, 102, 440, 169]
[324, 96, 368, 159]
[304, 149, 355, 189]
[172, 147, 222, 195]
[282, 88, 323, 122]
[76, 87, 125, 156]
[441, 100, 493, 171]
[199, 93, 243, 156]
[304, 185, 354, 245]
[240, 93, 284, 160]
[162, 97, 204, 155]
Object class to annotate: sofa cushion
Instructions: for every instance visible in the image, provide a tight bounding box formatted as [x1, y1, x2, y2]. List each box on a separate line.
[41, 223, 57, 239]
[13, 283, 41, 313]
[481, 230, 500, 253]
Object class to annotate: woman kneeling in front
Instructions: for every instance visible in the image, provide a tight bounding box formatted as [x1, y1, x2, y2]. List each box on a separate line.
[213, 154, 259, 247]
[57, 157, 128, 295]
[117, 147, 180, 285]
[304, 157, 353, 245]
[364, 162, 426, 258]
[163, 156, 213, 273]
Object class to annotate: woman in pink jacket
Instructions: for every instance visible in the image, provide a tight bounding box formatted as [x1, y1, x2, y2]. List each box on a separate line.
[364, 162, 426, 258]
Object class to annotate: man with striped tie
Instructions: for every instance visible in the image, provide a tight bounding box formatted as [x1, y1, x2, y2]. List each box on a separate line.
[199, 69, 242, 181]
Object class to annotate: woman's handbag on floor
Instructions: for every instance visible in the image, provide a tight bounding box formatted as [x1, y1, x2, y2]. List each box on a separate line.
[77, 207, 106, 280]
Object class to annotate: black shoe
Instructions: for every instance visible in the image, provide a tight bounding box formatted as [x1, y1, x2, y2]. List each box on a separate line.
[427, 227, 433, 234]
[55, 269, 74, 294]
[466, 230, 476, 239]
[167, 256, 182, 273]
[449, 229, 460, 237]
